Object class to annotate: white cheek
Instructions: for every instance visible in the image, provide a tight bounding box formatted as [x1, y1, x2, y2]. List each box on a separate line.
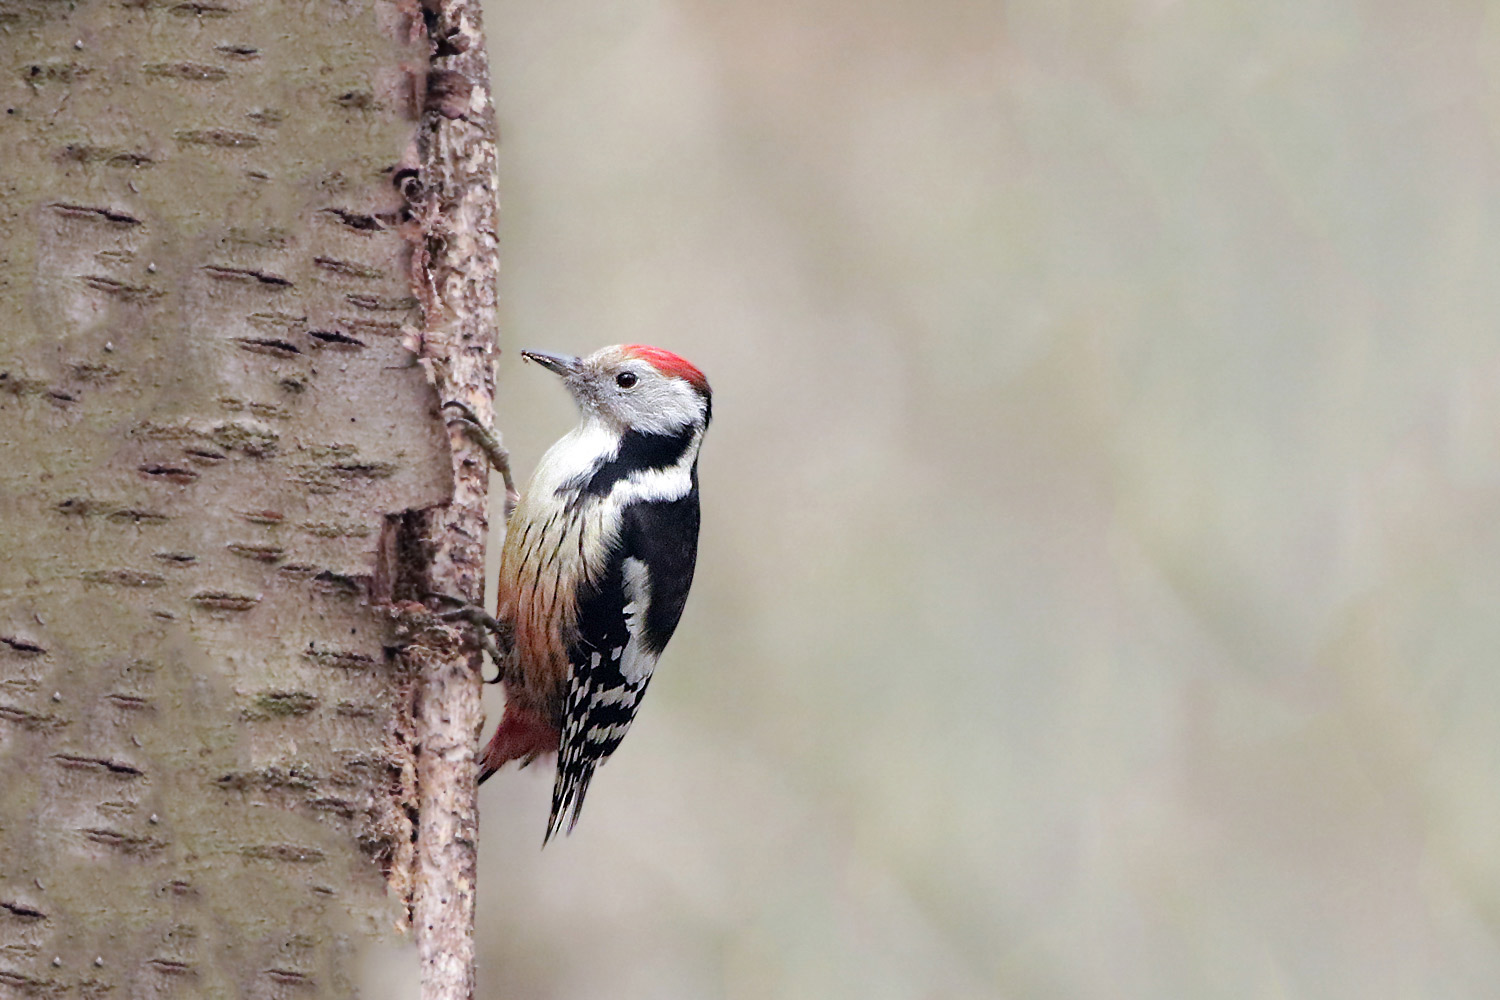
[613, 382, 702, 434]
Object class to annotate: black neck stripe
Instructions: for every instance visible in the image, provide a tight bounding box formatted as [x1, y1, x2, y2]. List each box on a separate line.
[571, 428, 694, 500]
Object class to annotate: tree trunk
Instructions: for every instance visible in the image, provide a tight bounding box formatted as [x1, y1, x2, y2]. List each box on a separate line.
[0, 0, 496, 996]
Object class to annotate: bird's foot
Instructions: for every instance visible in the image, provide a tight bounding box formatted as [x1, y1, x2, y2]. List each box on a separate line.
[443, 399, 519, 520]
[428, 592, 511, 682]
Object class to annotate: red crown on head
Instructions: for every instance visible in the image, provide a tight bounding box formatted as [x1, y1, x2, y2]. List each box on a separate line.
[621, 345, 710, 397]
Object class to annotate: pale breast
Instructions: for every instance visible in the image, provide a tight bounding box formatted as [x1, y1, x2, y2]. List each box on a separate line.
[497, 489, 619, 716]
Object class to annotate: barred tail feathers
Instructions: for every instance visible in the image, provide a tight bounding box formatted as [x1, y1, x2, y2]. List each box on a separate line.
[544, 743, 598, 844]
[543, 655, 647, 843]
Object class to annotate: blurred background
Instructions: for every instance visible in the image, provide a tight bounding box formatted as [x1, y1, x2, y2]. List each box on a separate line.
[467, 1, 1500, 996]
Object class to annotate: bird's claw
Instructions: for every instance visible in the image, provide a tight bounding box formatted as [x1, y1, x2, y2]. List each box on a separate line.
[429, 592, 511, 683]
[443, 399, 519, 520]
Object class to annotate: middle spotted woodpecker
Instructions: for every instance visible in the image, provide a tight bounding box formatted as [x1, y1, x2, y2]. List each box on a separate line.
[454, 344, 711, 842]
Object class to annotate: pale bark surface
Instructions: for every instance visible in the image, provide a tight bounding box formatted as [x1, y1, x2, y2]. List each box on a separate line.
[0, 0, 483, 994]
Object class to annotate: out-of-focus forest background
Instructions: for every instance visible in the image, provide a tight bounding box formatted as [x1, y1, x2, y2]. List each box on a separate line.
[462, 1, 1500, 997]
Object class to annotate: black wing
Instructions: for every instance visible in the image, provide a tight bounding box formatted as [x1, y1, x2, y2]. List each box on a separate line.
[546, 489, 701, 842]
[622, 490, 700, 655]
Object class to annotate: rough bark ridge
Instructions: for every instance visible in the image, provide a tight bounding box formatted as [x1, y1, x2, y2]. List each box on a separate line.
[0, 0, 488, 995]
[392, 0, 499, 997]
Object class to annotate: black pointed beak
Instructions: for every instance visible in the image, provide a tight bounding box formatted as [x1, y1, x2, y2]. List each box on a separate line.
[521, 350, 582, 377]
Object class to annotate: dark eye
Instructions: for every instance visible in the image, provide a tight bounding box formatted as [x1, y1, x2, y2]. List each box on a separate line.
[615, 371, 638, 388]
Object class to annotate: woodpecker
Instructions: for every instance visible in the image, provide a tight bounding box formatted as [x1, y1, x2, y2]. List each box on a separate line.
[459, 344, 710, 842]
